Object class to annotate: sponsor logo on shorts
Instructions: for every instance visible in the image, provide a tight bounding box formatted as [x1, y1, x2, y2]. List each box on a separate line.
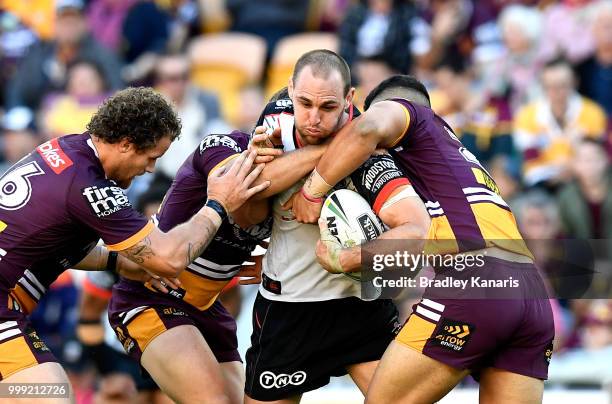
[82, 185, 131, 217]
[544, 342, 553, 364]
[434, 318, 474, 352]
[259, 370, 306, 389]
[162, 307, 187, 316]
[25, 327, 50, 353]
[37, 138, 73, 174]
[115, 327, 135, 354]
[199, 135, 242, 154]
[390, 315, 402, 335]
[357, 214, 381, 241]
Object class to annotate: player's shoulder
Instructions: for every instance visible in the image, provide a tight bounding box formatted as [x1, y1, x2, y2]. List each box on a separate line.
[34, 134, 103, 187]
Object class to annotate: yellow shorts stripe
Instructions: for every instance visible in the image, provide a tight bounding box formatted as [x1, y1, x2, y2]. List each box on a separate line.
[0, 336, 38, 380]
[125, 308, 168, 354]
[10, 286, 38, 314]
[395, 314, 438, 353]
[179, 270, 225, 311]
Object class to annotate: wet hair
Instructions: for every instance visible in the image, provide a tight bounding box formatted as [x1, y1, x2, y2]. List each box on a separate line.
[292, 49, 351, 96]
[364, 75, 431, 110]
[87, 87, 181, 152]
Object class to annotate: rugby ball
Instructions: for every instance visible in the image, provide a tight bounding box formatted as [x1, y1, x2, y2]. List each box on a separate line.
[320, 189, 384, 281]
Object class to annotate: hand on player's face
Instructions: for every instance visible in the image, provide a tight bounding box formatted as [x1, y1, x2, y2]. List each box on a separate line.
[207, 150, 271, 212]
[282, 190, 322, 224]
[249, 126, 283, 164]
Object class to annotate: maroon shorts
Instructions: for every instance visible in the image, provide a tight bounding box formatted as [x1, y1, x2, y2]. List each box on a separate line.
[0, 295, 57, 380]
[108, 279, 240, 364]
[396, 257, 555, 380]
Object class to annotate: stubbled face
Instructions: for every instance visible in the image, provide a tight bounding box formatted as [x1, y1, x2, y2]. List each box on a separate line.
[110, 136, 173, 188]
[289, 65, 352, 145]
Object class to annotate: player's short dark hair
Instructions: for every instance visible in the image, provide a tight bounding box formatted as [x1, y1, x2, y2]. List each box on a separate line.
[292, 49, 351, 96]
[364, 75, 431, 110]
[87, 87, 181, 152]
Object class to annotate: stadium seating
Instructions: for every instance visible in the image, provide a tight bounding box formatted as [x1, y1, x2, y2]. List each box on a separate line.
[188, 32, 267, 125]
[265, 32, 338, 99]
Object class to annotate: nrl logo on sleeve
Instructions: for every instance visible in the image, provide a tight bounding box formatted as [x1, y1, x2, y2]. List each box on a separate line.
[82, 185, 131, 217]
[199, 135, 242, 154]
[37, 138, 73, 174]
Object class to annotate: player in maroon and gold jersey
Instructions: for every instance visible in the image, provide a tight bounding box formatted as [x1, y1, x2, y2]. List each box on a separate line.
[0, 87, 267, 401]
[291, 75, 554, 404]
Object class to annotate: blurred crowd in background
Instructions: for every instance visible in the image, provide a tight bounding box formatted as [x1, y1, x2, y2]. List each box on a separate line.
[1, 0, 612, 400]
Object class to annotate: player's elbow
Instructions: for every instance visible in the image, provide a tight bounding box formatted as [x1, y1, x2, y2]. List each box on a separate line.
[396, 212, 431, 251]
[354, 114, 385, 146]
[412, 210, 431, 248]
[414, 212, 431, 239]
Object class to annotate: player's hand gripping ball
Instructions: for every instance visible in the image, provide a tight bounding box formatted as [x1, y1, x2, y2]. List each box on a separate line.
[319, 189, 383, 281]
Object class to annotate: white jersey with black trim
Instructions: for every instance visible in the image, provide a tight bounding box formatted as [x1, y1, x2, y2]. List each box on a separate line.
[256, 99, 411, 302]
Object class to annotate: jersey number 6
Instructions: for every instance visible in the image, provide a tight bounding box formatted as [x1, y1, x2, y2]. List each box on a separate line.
[0, 161, 45, 210]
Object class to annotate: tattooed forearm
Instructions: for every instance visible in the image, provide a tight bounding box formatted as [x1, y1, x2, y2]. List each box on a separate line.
[185, 214, 218, 265]
[122, 236, 155, 264]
